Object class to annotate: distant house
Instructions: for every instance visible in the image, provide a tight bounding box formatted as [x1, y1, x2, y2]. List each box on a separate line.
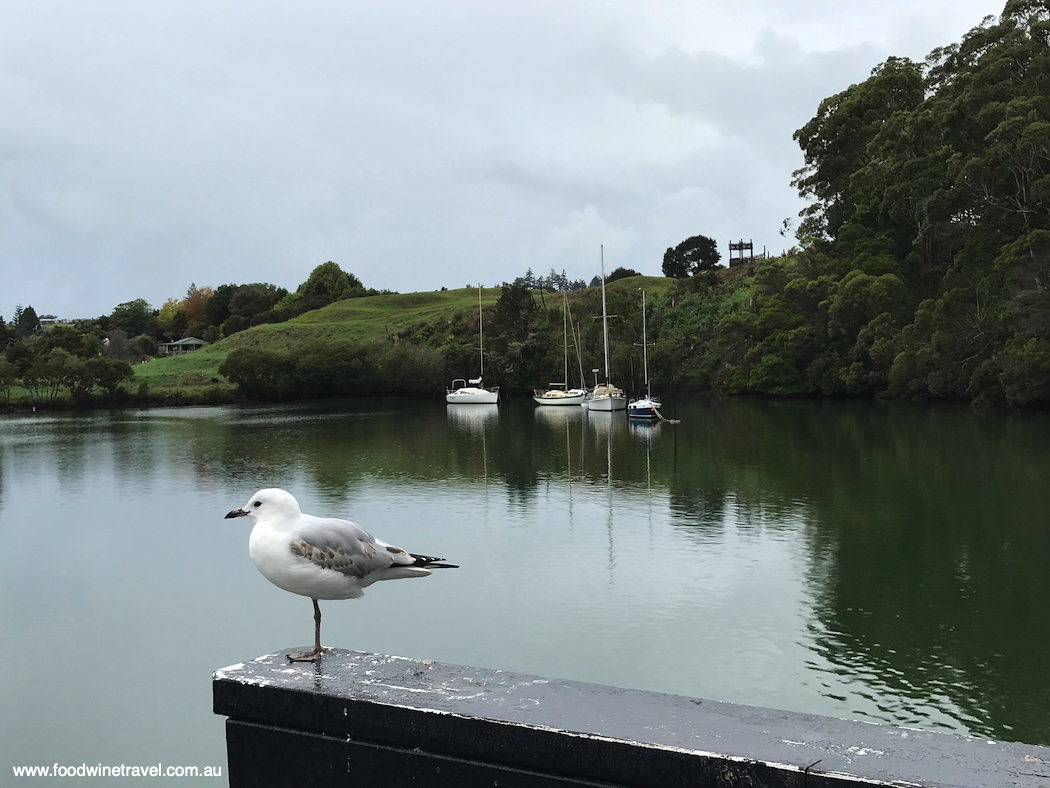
[160, 337, 206, 355]
[40, 316, 83, 328]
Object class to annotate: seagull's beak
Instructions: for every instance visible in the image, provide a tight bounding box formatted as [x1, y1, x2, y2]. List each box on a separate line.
[225, 508, 249, 519]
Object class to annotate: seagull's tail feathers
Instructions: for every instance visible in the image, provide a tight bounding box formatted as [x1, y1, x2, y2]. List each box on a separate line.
[410, 553, 459, 569]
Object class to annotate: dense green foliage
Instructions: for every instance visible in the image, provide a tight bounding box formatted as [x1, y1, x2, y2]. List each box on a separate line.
[209, 278, 673, 402]
[1, 261, 375, 406]
[218, 341, 444, 399]
[0, 324, 134, 405]
[274, 261, 392, 320]
[400, 277, 677, 399]
[206, 282, 289, 336]
[662, 234, 721, 278]
[606, 266, 642, 283]
[654, 2, 1050, 407]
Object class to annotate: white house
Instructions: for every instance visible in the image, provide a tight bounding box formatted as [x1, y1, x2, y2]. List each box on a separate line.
[160, 337, 206, 355]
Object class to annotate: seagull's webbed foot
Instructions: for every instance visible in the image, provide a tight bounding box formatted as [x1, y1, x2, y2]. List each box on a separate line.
[287, 599, 325, 662]
[287, 600, 323, 664]
[287, 647, 324, 663]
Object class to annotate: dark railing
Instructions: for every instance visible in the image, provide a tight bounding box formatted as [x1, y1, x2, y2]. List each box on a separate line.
[214, 649, 1050, 787]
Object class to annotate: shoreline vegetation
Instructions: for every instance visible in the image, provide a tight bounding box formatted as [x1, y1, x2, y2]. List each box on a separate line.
[4, 2, 1050, 412]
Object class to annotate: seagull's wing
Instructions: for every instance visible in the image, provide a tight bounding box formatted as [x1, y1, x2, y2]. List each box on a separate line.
[287, 517, 423, 579]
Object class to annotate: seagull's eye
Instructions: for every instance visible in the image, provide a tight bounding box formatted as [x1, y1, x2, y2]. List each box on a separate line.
[253, 501, 262, 508]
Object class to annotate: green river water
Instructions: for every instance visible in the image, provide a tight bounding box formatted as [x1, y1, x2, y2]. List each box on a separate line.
[1, 397, 1047, 782]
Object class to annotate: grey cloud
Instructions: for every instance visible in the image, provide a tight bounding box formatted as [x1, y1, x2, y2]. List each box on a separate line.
[0, 1, 1002, 319]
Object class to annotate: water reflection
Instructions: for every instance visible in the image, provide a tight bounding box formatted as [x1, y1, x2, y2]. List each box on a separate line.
[0, 397, 1047, 755]
[446, 403, 499, 434]
[627, 417, 660, 440]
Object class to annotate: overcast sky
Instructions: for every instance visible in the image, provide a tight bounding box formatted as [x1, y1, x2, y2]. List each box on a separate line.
[1, 0, 1001, 320]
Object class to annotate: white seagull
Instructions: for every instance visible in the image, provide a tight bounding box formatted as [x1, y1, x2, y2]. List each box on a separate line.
[225, 488, 456, 662]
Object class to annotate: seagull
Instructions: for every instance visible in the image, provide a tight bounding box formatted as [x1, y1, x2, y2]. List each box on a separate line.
[225, 488, 457, 662]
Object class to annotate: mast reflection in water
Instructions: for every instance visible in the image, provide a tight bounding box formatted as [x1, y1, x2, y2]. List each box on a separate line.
[1, 396, 1048, 780]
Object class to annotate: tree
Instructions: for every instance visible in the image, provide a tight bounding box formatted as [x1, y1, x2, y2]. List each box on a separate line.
[40, 325, 84, 355]
[792, 56, 924, 242]
[221, 315, 250, 337]
[90, 357, 134, 398]
[205, 284, 238, 328]
[219, 347, 295, 399]
[0, 358, 16, 401]
[109, 299, 157, 338]
[13, 304, 40, 335]
[664, 235, 721, 276]
[183, 283, 214, 337]
[662, 247, 687, 278]
[168, 309, 189, 341]
[229, 283, 287, 321]
[491, 281, 538, 345]
[24, 348, 75, 401]
[132, 335, 158, 358]
[297, 262, 365, 311]
[606, 267, 641, 283]
[487, 280, 549, 391]
[106, 329, 141, 362]
[158, 298, 184, 338]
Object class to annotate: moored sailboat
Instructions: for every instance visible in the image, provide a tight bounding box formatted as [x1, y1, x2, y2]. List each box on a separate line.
[628, 289, 661, 420]
[535, 291, 588, 406]
[583, 246, 626, 412]
[446, 287, 499, 405]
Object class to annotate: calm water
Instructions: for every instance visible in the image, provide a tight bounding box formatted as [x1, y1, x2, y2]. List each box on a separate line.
[1, 397, 1048, 782]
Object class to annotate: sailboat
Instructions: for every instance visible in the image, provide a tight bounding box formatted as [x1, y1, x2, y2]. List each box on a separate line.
[534, 291, 588, 406]
[446, 287, 499, 404]
[628, 289, 661, 419]
[583, 245, 627, 412]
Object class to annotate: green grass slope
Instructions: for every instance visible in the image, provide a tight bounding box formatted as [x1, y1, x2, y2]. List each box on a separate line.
[133, 279, 677, 393]
[133, 287, 506, 391]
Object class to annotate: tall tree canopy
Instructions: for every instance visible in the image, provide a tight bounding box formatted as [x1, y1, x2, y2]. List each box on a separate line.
[183, 283, 214, 338]
[298, 262, 364, 308]
[606, 267, 641, 283]
[12, 305, 40, 335]
[653, 1, 1050, 407]
[662, 235, 721, 278]
[108, 299, 157, 338]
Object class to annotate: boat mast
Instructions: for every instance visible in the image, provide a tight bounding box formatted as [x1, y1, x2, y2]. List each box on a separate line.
[600, 245, 610, 384]
[575, 321, 586, 388]
[641, 289, 649, 397]
[478, 286, 484, 380]
[562, 291, 569, 386]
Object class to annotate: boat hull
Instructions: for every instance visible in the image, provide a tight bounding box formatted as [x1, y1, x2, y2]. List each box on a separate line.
[534, 389, 587, 406]
[446, 387, 499, 404]
[586, 394, 627, 411]
[628, 397, 661, 419]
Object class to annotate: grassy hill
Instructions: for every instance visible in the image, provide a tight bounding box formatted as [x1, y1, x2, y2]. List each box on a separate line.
[133, 277, 675, 395]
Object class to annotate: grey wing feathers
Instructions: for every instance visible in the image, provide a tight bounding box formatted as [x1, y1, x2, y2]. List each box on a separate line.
[287, 518, 458, 577]
[289, 518, 395, 579]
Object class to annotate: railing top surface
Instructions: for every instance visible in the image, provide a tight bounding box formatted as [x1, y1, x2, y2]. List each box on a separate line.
[214, 649, 1050, 788]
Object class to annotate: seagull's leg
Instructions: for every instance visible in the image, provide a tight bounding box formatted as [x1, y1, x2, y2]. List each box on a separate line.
[288, 598, 324, 662]
[312, 598, 323, 654]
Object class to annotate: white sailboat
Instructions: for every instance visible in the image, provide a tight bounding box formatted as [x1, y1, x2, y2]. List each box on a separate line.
[534, 291, 588, 406]
[446, 287, 499, 405]
[583, 245, 627, 412]
[628, 289, 661, 420]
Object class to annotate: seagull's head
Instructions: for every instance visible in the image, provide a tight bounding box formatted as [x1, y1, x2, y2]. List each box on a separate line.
[225, 488, 302, 525]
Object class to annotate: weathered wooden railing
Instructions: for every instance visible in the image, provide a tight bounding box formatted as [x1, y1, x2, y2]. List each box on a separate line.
[213, 649, 1050, 787]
